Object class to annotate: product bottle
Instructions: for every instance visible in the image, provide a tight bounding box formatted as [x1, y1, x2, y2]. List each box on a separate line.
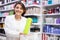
[56, 6, 59, 13]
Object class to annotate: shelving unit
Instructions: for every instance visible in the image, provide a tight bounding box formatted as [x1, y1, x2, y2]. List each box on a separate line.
[25, 4, 41, 8]
[24, 14, 40, 17]
[0, 0, 60, 40]
[0, 0, 20, 6]
[32, 23, 40, 25]
[44, 13, 60, 16]
[43, 3, 60, 7]
[42, 0, 60, 40]
[44, 23, 60, 25]
[0, 9, 14, 12]
[43, 32, 60, 36]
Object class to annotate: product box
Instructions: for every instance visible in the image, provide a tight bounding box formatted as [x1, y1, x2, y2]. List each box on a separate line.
[45, 18, 54, 24]
[32, 17, 38, 23]
[51, 27, 54, 33]
[35, 8, 40, 14]
[33, 7, 36, 14]
[48, 0, 52, 4]
[43, 25, 51, 33]
[55, 18, 60, 24]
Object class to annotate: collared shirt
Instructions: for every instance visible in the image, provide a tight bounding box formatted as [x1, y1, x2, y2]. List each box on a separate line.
[4, 15, 27, 36]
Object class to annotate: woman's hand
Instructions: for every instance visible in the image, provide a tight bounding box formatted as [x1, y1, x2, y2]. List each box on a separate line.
[19, 33, 27, 35]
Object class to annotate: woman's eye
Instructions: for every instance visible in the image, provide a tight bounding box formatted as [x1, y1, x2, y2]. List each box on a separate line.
[16, 7, 23, 10]
[20, 8, 23, 10]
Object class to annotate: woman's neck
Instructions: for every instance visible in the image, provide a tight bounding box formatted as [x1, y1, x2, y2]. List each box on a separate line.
[15, 15, 21, 21]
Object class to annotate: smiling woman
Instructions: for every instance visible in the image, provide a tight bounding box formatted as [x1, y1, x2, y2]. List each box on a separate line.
[4, 2, 32, 40]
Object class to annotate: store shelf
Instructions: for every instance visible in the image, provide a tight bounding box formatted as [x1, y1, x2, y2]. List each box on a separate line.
[43, 32, 60, 36]
[32, 23, 40, 25]
[25, 4, 41, 8]
[0, 0, 20, 6]
[24, 14, 40, 16]
[0, 9, 14, 12]
[44, 13, 60, 16]
[44, 23, 60, 25]
[0, 33, 6, 37]
[0, 28, 4, 29]
[0, 16, 6, 17]
[43, 3, 60, 7]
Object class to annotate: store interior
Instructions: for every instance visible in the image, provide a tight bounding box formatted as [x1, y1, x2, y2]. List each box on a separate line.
[0, 0, 60, 40]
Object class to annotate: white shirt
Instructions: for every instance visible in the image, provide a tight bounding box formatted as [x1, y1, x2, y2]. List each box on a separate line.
[4, 15, 27, 36]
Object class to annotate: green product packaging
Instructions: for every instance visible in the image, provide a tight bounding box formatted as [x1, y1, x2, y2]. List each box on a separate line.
[23, 18, 32, 35]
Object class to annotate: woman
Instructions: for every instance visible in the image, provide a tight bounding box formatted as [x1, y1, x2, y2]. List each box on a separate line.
[4, 2, 32, 40]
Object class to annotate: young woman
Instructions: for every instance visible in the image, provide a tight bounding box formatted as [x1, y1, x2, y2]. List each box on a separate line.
[4, 2, 32, 40]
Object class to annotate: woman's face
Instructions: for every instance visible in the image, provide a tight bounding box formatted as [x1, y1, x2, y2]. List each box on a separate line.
[14, 4, 24, 16]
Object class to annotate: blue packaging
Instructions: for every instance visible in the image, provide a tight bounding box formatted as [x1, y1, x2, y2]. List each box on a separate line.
[53, 28, 56, 34]
[43, 25, 51, 33]
[57, 29, 60, 34]
[43, 26, 47, 32]
[48, 0, 52, 4]
[53, 28, 60, 34]
[32, 17, 38, 23]
[54, 28, 58, 34]
[51, 27, 54, 33]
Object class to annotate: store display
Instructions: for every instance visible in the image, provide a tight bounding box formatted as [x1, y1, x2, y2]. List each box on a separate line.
[45, 17, 60, 24]
[0, 0, 60, 40]
[42, 34, 59, 40]
[0, 6, 5, 11]
[43, 25, 60, 34]
[26, 7, 40, 14]
[43, 25, 52, 33]
[43, 6, 60, 14]
[43, 0, 60, 6]
[32, 17, 38, 23]
[45, 17, 54, 24]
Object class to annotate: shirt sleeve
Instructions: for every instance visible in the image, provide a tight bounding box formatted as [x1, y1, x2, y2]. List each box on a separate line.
[4, 16, 19, 35]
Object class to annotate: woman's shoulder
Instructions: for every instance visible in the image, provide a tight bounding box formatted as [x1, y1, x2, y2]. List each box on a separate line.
[5, 15, 14, 21]
[6, 15, 14, 19]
